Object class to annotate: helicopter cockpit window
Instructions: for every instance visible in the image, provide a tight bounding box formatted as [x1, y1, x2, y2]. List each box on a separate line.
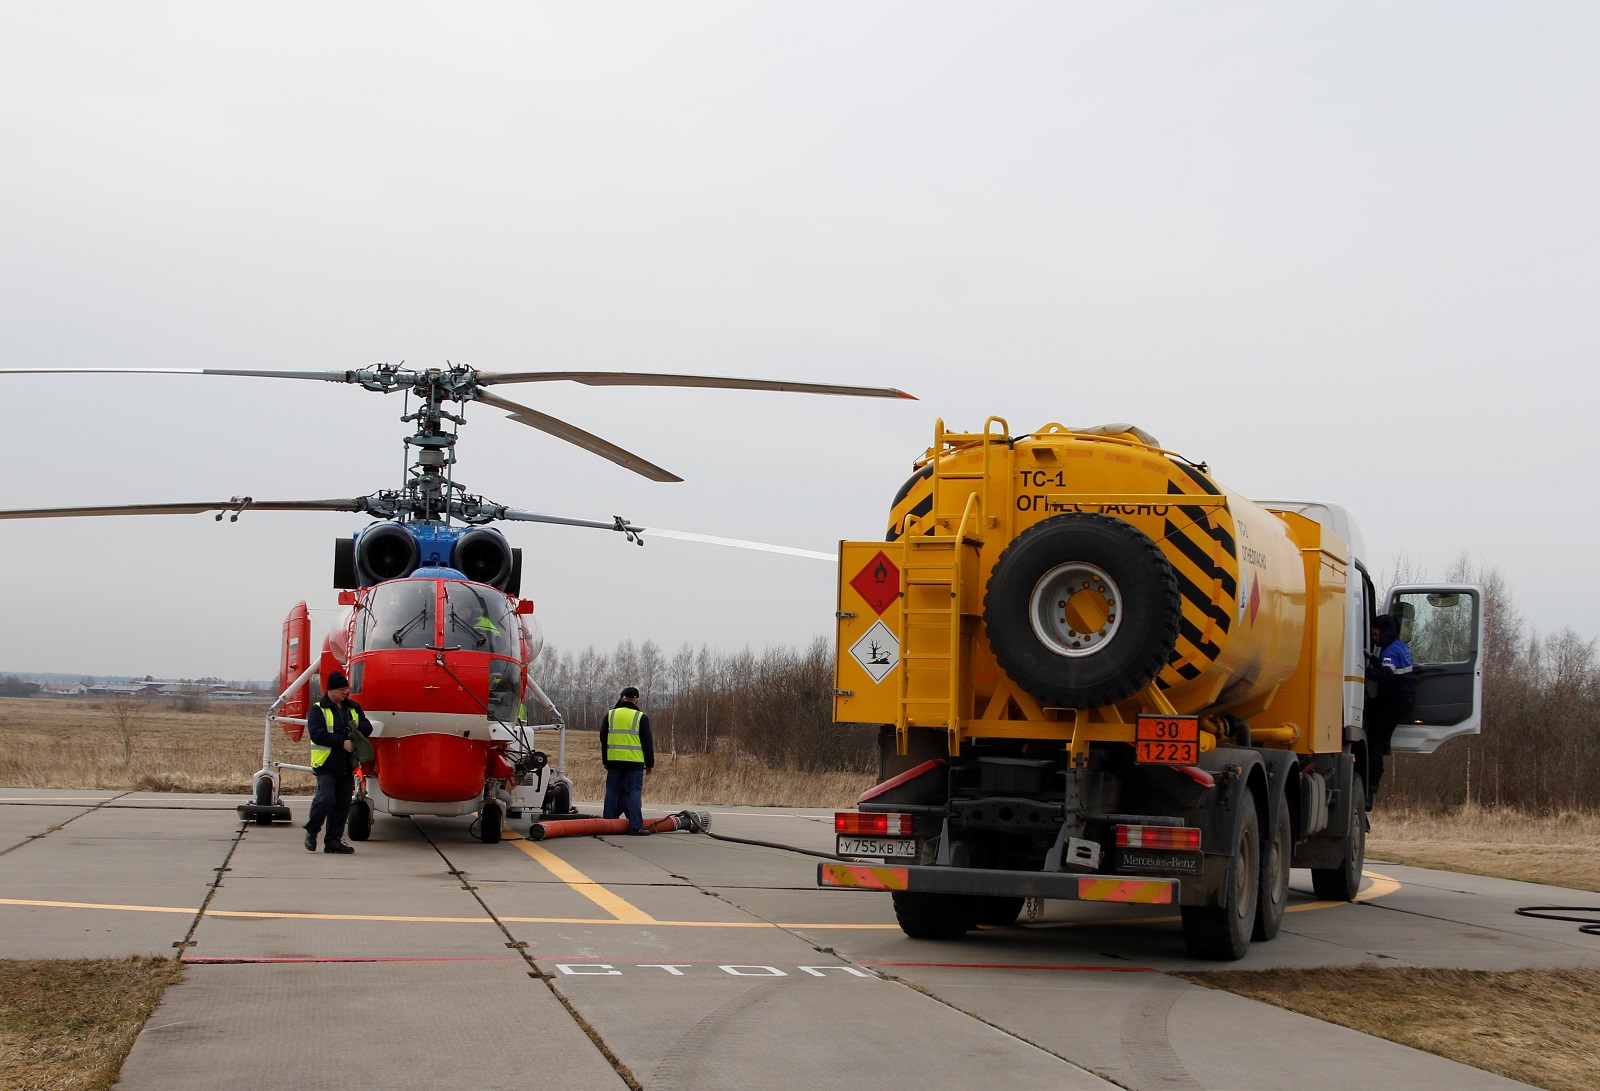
[443, 582, 519, 657]
[355, 580, 437, 652]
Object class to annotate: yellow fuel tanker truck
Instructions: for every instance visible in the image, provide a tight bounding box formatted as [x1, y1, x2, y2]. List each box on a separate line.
[822, 418, 1484, 959]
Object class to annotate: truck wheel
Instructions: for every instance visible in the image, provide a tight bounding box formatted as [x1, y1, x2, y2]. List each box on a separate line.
[983, 513, 1180, 708]
[1254, 792, 1291, 941]
[892, 891, 978, 939]
[1311, 775, 1366, 901]
[974, 896, 1026, 927]
[1181, 796, 1260, 960]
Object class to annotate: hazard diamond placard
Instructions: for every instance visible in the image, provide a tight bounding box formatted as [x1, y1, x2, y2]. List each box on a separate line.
[849, 551, 900, 615]
[848, 620, 899, 684]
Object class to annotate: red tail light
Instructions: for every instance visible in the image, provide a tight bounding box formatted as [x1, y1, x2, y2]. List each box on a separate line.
[1115, 824, 1202, 850]
[835, 812, 913, 836]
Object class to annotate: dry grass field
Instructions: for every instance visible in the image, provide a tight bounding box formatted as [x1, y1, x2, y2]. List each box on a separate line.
[1181, 966, 1600, 1091]
[0, 697, 318, 794]
[1369, 804, 1600, 893]
[0, 696, 873, 807]
[0, 957, 182, 1091]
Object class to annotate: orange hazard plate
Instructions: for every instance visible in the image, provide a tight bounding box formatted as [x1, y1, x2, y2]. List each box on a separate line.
[1135, 714, 1199, 765]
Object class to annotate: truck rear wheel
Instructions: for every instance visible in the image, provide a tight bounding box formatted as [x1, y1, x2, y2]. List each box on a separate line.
[1311, 775, 1366, 901]
[1254, 792, 1290, 941]
[983, 513, 1180, 708]
[1181, 795, 1260, 960]
[892, 891, 978, 939]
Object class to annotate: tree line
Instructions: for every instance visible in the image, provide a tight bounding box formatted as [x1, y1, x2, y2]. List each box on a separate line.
[533, 635, 875, 775]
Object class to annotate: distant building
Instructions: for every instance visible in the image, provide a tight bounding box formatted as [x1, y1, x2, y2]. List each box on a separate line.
[38, 682, 88, 697]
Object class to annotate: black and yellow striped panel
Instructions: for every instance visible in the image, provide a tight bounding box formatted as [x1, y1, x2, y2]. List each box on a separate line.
[1154, 460, 1236, 688]
[886, 463, 935, 541]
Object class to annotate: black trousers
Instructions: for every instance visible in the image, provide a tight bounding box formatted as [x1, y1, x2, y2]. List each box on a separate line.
[306, 769, 355, 846]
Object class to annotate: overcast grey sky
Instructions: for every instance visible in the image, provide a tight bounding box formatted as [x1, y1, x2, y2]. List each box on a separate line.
[2, 3, 1596, 681]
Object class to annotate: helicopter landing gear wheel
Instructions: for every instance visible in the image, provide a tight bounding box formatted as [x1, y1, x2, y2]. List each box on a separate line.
[480, 800, 504, 844]
[347, 798, 372, 842]
[251, 776, 275, 825]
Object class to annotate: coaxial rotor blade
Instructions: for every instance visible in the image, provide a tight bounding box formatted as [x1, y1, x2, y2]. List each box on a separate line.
[639, 527, 837, 562]
[0, 367, 362, 382]
[475, 390, 682, 482]
[492, 509, 835, 560]
[0, 498, 366, 520]
[476, 371, 916, 400]
[494, 509, 645, 533]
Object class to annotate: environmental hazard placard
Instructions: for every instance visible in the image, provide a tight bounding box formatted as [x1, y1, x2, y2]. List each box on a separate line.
[848, 620, 899, 684]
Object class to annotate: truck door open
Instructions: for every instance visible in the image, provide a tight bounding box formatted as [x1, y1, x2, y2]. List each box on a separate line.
[1385, 584, 1484, 754]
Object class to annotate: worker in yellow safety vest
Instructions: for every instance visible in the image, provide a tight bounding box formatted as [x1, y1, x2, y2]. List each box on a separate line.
[600, 686, 654, 835]
[303, 671, 374, 854]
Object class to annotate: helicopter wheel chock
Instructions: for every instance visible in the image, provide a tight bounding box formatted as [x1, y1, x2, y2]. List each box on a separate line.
[347, 797, 373, 842]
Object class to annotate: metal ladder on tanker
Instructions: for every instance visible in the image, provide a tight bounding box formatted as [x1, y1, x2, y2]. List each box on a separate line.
[896, 423, 1005, 755]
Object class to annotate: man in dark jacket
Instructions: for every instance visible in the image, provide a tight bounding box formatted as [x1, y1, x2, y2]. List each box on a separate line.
[599, 686, 654, 835]
[303, 671, 374, 854]
[1365, 614, 1416, 806]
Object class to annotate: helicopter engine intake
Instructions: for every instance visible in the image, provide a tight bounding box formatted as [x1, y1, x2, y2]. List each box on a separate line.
[452, 527, 514, 588]
[356, 523, 421, 584]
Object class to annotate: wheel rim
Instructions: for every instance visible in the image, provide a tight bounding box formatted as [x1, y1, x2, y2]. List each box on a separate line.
[1234, 822, 1257, 923]
[1267, 824, 1287, 910]
[1028, 562, 1123, 658]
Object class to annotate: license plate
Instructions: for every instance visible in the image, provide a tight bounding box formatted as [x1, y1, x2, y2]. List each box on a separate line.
[836, 836, 916, 859]
[1136, 714, 1199, 765]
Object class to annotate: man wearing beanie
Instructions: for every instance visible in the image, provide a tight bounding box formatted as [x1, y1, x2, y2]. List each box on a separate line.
[303, 670, 374, 854]
[600, 686, 654, 835]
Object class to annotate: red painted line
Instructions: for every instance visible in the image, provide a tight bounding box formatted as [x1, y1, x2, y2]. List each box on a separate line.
[863, 961, 1158, 972]
[181, 956, 523, 965]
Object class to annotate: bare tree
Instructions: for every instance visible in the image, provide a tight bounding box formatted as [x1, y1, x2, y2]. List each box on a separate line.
[108, 694, 146, 769]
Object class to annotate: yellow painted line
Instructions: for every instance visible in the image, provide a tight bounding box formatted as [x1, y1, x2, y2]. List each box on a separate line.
[1357, 868, 1402, 901]
[0, 895, 892, 928]
[1, 897, 197, 915]
[506, 836, 657, 924]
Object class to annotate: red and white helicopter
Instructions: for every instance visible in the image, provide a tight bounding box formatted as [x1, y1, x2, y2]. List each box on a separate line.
[0, 364, 913, 841]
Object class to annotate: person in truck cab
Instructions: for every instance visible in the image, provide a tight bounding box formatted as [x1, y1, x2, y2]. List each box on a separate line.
[1365, 613, 1416, 806]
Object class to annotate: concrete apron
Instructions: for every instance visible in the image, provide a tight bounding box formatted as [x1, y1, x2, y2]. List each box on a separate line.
[4, 793, 1591, 1089]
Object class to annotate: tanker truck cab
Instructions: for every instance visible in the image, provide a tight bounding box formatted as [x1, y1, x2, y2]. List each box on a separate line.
[822, 419, 1485, 960]
[1256, 501, 1486, 759]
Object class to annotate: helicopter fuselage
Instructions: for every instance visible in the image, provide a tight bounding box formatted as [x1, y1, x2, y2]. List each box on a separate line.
[281, 571, 548, 818]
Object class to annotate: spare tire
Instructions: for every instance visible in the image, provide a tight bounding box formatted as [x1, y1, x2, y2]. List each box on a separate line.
[983, 512, 1180, 708]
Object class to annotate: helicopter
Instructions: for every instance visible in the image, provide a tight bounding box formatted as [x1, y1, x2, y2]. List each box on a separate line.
[0, 363, 914, 842]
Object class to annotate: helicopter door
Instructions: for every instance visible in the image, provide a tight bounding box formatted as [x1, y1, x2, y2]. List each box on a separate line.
[1384, 585, 1484, 754]
[278, 601, 313, 738]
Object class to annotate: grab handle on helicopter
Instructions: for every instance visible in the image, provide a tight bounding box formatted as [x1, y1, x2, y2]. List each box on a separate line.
[267, 663, 318, 717]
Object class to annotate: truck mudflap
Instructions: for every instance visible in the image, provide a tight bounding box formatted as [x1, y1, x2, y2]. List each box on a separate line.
[817, 862, 1177, 905]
